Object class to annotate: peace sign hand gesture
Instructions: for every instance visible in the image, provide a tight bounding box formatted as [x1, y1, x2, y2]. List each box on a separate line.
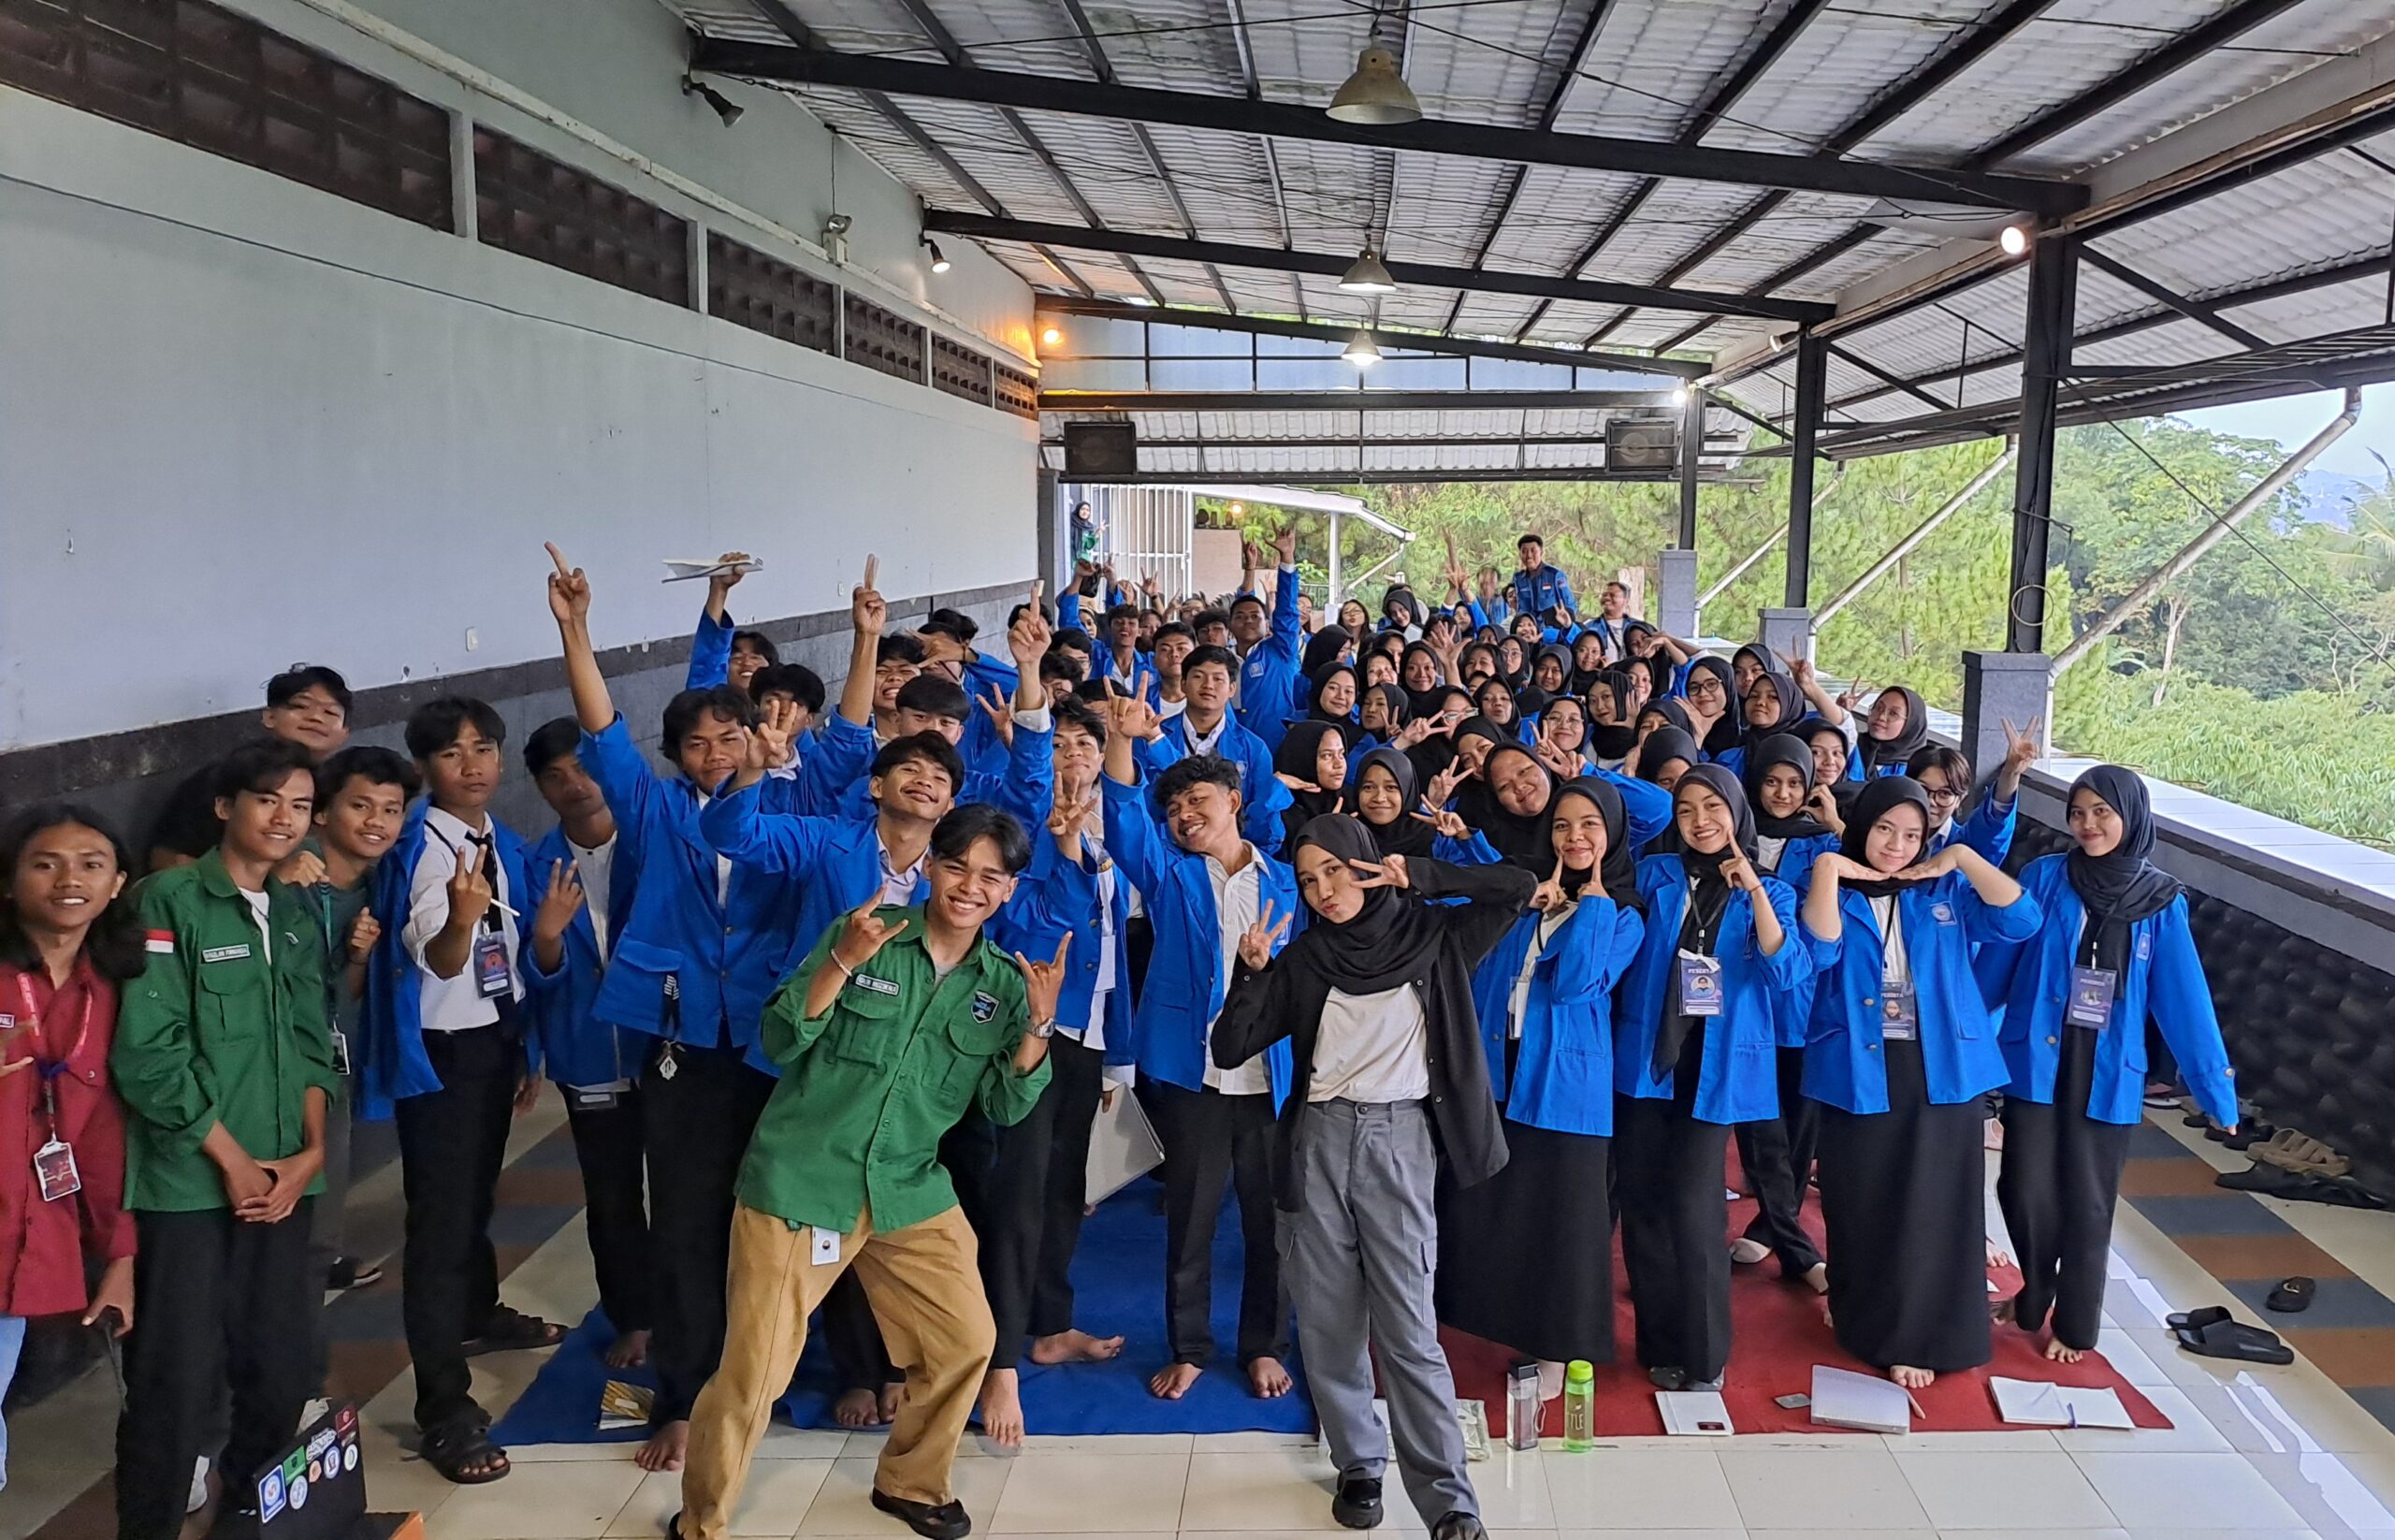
[1531, 855, 1570, 914]
[1237, 901, 1292, 971]
[2000, 715, 2043, 777]
[1012, 933, 1072, 1024]
[750, 696, 800, 772]
[1534, 736, 1581, 779]
[1411, 798, 1469, 840]
[1047, 789, 1098, 843]
[831, 903, 902, 975]
[851, 556, 887, 638]
[1425, 760, 1469, 806]
[446, 840, 494, 930]
[1349, 854, 1410, 891]
[530, 860, 586, 947]
[978, 694, 1016, 749]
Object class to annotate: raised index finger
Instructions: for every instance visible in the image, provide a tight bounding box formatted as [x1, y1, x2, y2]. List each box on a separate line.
[863, 554, 879, 590]
[545, 541, 573, 579]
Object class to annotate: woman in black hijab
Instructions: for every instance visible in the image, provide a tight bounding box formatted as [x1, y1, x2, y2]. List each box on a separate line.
[1614, 764, 1807, 1391]
[1458, 642, 1500, 689]
[1857, 686, 1929, 777]
[1441, 777, 1647, 1392]
[1586, 671, 1639, 767]
[1358, 682, 1410, 750]
[1803, 776, 2035, 1387]
[1350, 747, 1440, 861]
[1273, 720, 1350, 852]
[1211, 815, 1531, 1537]
[1979, 765, 2238, 1363]
[1681, 655, 1740, 758]
[1569, 632, 1610, 696]
[1735, 670, 1806, 761]
[1473, 676, 1524, 740]
[1451, 742, 1556, 871]
[1495, 636, 1530, 690]
[1301, 624, 1355, 684]
[1528, 645, 1572, 698]
[1399, 644, 1446, 716]
[1631, 725, 1701, 793]
[1303, 662, 1363, 748]
[1406, 686, 1473, 788]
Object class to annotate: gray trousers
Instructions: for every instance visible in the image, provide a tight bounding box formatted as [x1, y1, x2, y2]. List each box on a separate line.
[1282, 1098, 1474, 1526]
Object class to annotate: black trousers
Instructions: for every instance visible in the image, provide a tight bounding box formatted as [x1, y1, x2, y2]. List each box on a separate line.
[644, 1038, 776, 1424]
[1147, 1080, 1287, 1367]
[1616, 1094, 1735, 1384]
[1734, 1046, 1822, 1276]
[116, 1203, 317, 1540]
[1997, 1028, 2132, 1351]
[1030, 1033, 1109, 1340]
[565, 1087, 654, 1335]
[395, 1024, 519, 1434]
[944, 1078, 1061, 1369]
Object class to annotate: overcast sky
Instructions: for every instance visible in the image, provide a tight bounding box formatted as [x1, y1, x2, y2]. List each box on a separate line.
[2177, 383, 2395, 486]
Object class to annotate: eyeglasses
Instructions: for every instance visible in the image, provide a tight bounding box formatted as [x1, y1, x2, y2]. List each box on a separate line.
[1923, 786, 1964, 806]
[1686, 677, 1726, 697]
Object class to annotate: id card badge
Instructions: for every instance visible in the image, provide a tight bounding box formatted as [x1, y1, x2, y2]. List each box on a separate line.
[811, 1226, 843, 1266]
[472, 932, 514, 1000]
[2065, 965, 2117, 1030]
[1880, 982, 1918, 1041]
[1675, 949, 1724, 1017]
[34, 1138, 80, 1202]
[329, 1028, 351, 1078]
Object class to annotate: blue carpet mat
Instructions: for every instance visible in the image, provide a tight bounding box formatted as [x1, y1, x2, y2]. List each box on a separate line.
[489, 1178, 1312, 1445]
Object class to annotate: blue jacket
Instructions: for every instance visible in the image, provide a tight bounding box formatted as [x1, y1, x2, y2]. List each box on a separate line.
[577, 717, 801, 1077]
[1468, 897, 1644, 1134]
[520, 824, 648, 1088]
[1931, 788, 2017, 865]
[1973, 854, 2237, 1126]
[791, 709, 1055, 833]
[359, 801, 535, 1116]
[1236, 569, 1305, 750]
[1506, 564, 1576, 621]
[1752, 830, 1839, 1048]
[1615, 855, 1811, 1124]
[1801, 874, 2042, 1113]
[991, 834, 1135, 1068]
[1099, 772, 1296, 1102]
[1153, 709, 1292, 854]
[687, 606, 733, 690]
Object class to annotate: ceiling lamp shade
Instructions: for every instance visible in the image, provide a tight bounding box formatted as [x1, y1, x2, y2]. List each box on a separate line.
[1328, 43, 1421, 125]
[1339, 248, 1398, 294]
[1343, 329, 1383, 368]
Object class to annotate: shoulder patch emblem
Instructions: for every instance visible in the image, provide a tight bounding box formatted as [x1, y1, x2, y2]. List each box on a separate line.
[971, 992, 999, 1023]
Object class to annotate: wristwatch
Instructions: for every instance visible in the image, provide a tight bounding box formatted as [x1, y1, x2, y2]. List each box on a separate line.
[1029, 1017, 1056, 1039]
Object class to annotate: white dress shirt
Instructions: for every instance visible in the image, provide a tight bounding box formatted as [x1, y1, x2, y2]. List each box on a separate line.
[1205, 848, 1270, 1096]
[404, 806, 523, 1031]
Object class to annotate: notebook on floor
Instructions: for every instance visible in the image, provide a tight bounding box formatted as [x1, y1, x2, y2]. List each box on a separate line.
[1657, 1390, 1735, 1436]
[1809, 1365, 1912, 1434]
[1990, 1375, 2134, 1429]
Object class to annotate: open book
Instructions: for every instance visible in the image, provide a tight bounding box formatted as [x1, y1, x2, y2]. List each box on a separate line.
[1989, 1376, 2134, 1429]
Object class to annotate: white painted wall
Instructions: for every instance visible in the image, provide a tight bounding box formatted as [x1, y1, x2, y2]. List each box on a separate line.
[0, 0, 1038, 753]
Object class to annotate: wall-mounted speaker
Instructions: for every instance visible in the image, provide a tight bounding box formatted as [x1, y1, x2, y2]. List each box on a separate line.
[1606, 416, 1680, 472]
[1063, 421, 1139, 477]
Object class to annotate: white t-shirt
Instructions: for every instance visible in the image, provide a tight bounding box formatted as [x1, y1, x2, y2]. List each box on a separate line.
[1311, 983, 1430, 1103]
[1205, 849, 1270, 1096]
[570, 835, 615, 958]
[238, 887, 273, 964]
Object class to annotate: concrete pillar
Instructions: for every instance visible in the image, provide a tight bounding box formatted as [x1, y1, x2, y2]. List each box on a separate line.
[1658, 548, 1698, 638]
[1759, 606, 1813, 665]
[1960, 650, 2054, 785]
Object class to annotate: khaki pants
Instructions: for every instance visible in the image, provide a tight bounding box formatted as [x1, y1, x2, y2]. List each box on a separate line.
[681, 1203, 994, 1540]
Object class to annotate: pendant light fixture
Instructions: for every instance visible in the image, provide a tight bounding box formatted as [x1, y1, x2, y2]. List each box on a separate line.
[1343, 329, 1384, 368]
[1328, 40, 1421, 125]
[1339, 248, 1398, 294]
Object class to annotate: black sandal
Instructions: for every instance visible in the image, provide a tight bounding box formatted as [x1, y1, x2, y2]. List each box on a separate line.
[422, 1423, 511, 1485]
[2268, 1276, 2316, 1314]
[462, 1305, 566, 1357]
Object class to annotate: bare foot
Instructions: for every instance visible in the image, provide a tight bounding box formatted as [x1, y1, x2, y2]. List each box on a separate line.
[635, 1420, 688, 1473]
[604, 1329, 651, 1370]
[833, 1389, 883, 1429]
[1801, 1261, 1830, 1296]
[1891, 1364, 1936, 1390]
[1986, 1239, 2013, 1270]
[1149, 1361, 1203, 1400]
[2044, 1338, 2085, 1365]
[1030, 1328, 1126, 1365]
[978, 1368, 1024, 1449]
[1729, 1238, 1771, 1266]
[1247, 1357, 1293, 1399]
[878, 1381, 904, 1423]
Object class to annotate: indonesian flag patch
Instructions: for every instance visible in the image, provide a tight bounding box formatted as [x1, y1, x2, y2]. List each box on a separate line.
[146, 929, 176, 955]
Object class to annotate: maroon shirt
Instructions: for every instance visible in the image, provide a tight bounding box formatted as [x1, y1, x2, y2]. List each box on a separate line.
[0, 957, 136, 1316]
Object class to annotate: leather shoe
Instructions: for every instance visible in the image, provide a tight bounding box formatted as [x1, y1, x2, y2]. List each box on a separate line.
[1430, 1513, 1488, 1540]
[869, 1489, 972, 1540]
[1331, 1475, 1384, 1529]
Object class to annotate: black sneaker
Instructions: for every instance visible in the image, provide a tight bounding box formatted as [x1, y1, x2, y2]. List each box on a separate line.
[1430, 1514, 1488, 1540]
[869, 1489, 971, 1540]
[1332, 1475, 1384, 1529]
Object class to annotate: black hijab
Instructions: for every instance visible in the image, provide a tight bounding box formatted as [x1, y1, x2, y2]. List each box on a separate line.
[1551, 777, 1644, 914]
[1283, 814, 1440, 995]
[1740, 670, 1806, 749]
[1654, 764, 1757, 1073]
[1633, 652, 1676, 702]
[1300, 626, 1352, 680]
[1400, 643, 1447, 716]
[1540, 696, 1589, 759]
[1273, 721, 1347, 850]
[1570, 636, 1610, 696]
[1382, 586, 1427, 632]
[1671, 763, 1758, 877]
[1454, 742, 1555, 871]
[1636, 725, 1702, 787]
[1361, 682, 1411, 742]
[1406, 686, 1473, 785]
[1838, 775, 1934, 899]
[1530, 644, 1574, 695]
[1305, 663, 1363, 746]
[1587, 670, 1639, 762]
[1859, 686, 1930, 773]
[1684, 655, 1740, 756]
[1350, 747, 1436, 859]
[1450, 715, 1504, 776]
[1473, 677, 1520, 730]
[1637, 696, 1695, 738]
[1745, 733, 1833, 841]
[2065, 764, 2183, 973]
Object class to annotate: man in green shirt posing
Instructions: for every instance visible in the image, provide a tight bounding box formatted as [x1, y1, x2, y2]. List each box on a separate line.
[111, 738, 340, 1540]
[676, 805, 1067, 1540]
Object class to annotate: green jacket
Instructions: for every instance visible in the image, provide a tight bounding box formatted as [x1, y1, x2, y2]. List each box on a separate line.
[737, 907, 1049, 1234]
[113, 851, 340, 1213]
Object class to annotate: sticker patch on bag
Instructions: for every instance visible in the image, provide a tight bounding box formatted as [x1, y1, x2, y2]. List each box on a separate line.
[201, 944, 253, 964]
[971, 992, 999, 1023]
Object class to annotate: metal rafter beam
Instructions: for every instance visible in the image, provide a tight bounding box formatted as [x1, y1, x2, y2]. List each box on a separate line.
[1034, 296, 1705, 375]
[1039, 433, 1745, 450]
[932, 213, 1836, 320]
[689, 40, 2083, 211]
[1828, 342, 1953, 413]
[1039, 388, 1683, 411]
[1045, 467, 1763, 485]
[2080, 248, 2274, 351]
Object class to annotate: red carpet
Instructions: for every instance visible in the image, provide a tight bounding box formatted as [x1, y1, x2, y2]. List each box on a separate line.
[1439, 1141, 2170, 1437]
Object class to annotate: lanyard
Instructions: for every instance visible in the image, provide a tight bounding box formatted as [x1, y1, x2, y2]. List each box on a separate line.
[12, 969, 96, 1126]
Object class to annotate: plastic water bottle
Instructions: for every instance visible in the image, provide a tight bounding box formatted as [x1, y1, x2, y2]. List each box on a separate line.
[1506, 1363, 1541, 1450]
[1563, 1359, 1596, 1451]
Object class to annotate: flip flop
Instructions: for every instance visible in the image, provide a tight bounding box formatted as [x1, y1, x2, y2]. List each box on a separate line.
[2164, 1304, 2232, 1332]
[2267, 1276, 2316, 1314]
[2256, 1132, 2353, 1179]
[2173, 1317, 2294, 1365]
[462, 1305, 566, 1357]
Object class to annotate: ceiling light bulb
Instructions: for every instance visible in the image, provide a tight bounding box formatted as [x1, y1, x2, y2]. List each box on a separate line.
[1040, 326, 1062, 346]
[1343, 328, 1383, 369]
[1339, 248, 1397, 294]
[1328, 43, 1421, 126]
[1670, 385, 1691, 408]
[922, 236, 951, 273]
[1999, 224, 2030, 256]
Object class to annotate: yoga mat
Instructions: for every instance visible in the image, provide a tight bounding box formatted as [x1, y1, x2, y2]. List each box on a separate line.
[491, 1177, 1314, 1446]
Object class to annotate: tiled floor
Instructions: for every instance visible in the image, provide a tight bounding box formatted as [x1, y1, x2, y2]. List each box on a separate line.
[9, 1103, 2395, 1540]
